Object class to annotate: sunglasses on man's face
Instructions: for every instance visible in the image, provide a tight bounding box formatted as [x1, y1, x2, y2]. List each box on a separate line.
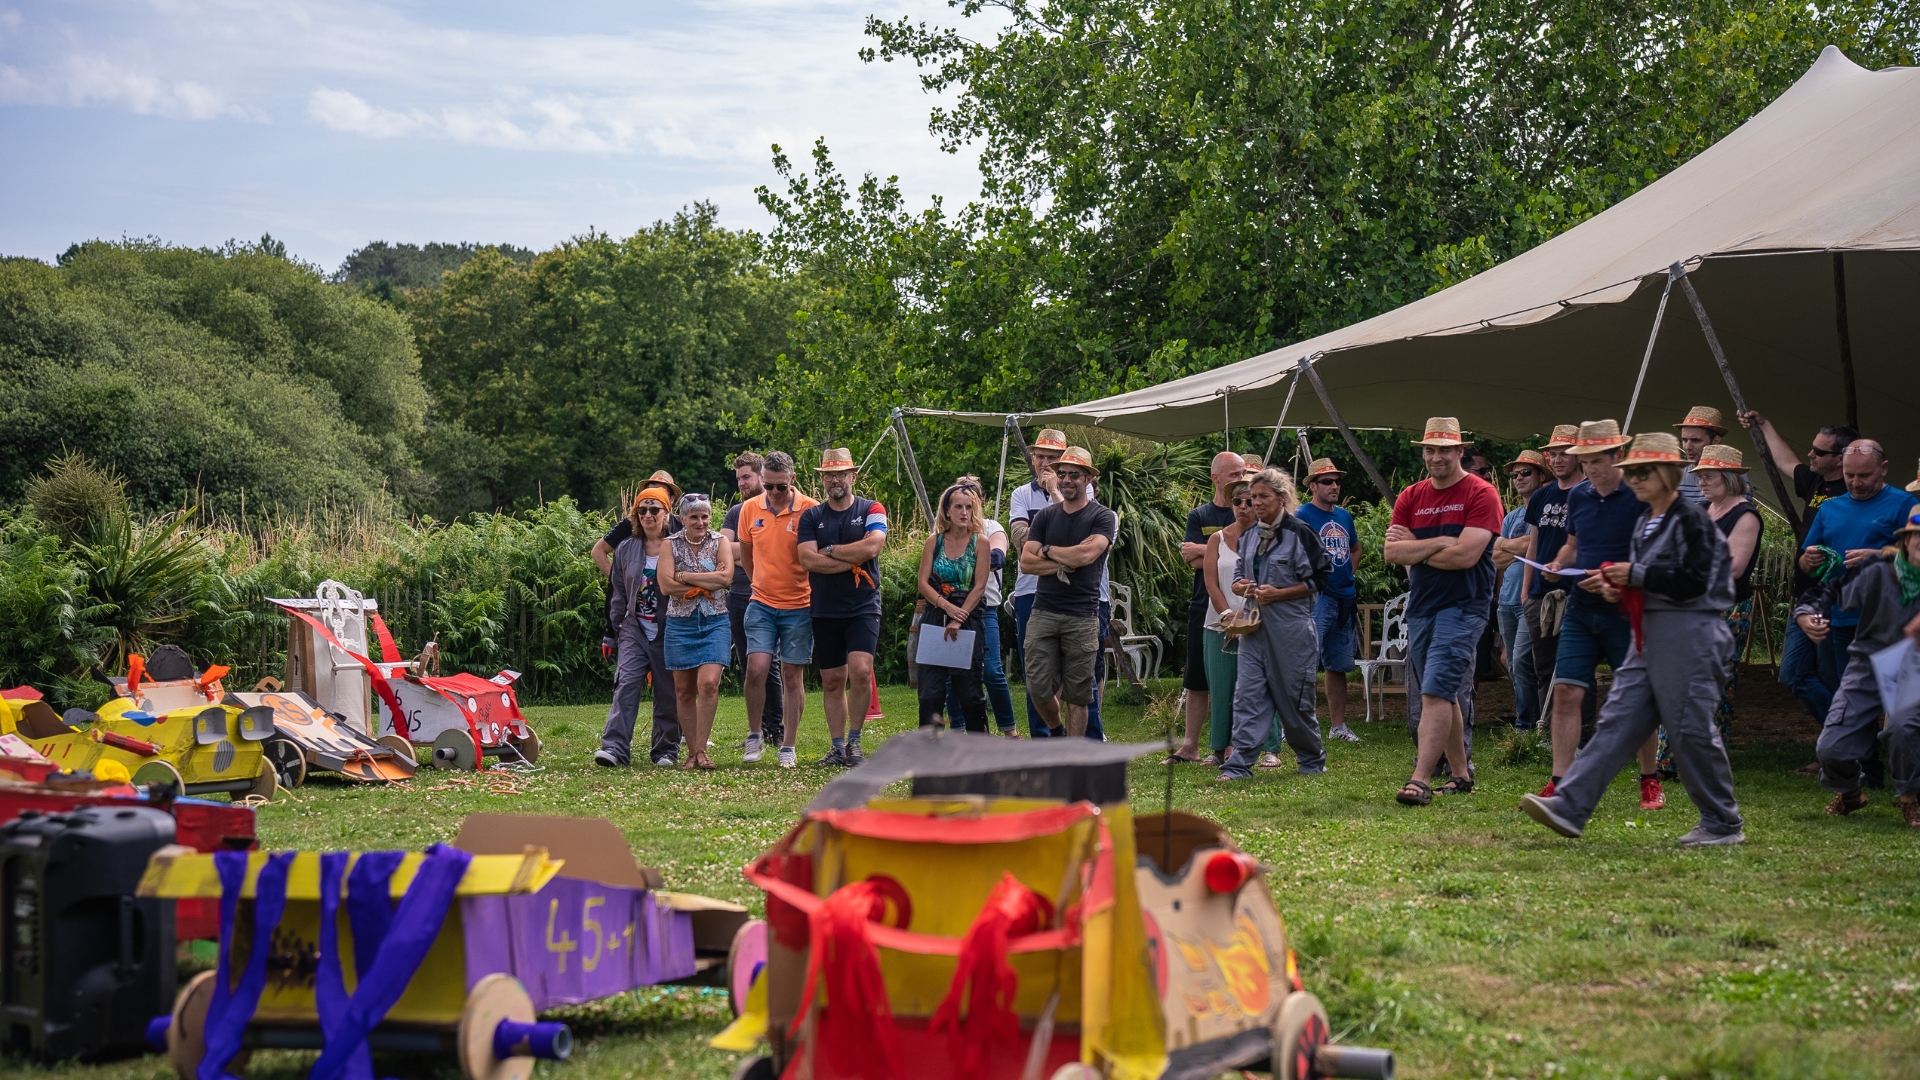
[1509, 469, 1537, 481]
[764, 483, 792, 492]
[1310, 477, 1338, 486]
[1055, 470, 1087, 482]
[1808, 445, 1842, 458]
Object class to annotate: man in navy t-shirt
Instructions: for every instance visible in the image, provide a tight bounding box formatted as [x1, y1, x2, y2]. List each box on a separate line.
[1294, 458, 1362, 743]
[1385, 417, 1503, 805]
[796, 447, 888, 767]
[1541, 420, 1660, 808]
[1521, 425, 1582, 706]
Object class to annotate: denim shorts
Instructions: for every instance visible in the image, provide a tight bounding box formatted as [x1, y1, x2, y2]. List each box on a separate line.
[1552, 604, 1633, 689]
[744, 600, 813, 666]
[1406, 604, 1486, 701]
[665, 611, 732, 670]
[1312, 593, 1358, 673]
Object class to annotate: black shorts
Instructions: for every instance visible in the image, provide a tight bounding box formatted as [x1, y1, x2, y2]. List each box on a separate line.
[1183, 606, 1210, 691]
[813, 613, 881, 670]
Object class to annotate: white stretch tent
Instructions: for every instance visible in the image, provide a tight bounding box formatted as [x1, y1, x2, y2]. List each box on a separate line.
[915, 47, 1920, 509]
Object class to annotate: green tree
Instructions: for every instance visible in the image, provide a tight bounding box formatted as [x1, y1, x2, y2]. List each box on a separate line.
[335, 241, 538, 306]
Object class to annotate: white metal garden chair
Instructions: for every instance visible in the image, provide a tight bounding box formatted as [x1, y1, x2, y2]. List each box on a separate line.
[1102, 582, 1163, 690]
[1353, 592, 1409, 724]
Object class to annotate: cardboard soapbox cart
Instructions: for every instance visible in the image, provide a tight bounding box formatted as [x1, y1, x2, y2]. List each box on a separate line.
[716, 731, 1393, 1080]
[141, 813, 751, 1080]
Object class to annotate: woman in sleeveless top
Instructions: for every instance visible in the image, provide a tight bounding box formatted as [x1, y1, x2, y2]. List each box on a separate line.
[660, 494, 733, 770]
[1200, 481, 1285, 767]
[915, 483, 990, 731]
[599, 485, 680, 767]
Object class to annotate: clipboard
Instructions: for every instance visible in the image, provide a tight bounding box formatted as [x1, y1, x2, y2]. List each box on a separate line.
[915, 628, 977, 668]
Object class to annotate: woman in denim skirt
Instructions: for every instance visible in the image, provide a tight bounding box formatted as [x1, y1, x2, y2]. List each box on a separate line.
[660, 494, 734, 770]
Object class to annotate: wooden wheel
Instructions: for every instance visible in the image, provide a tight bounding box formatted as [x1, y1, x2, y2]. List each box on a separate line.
[378, 734, 418, 764]
[727, 919, 768, 1017]
[264, 737, 306, 789]
[507, 729, 541, 764]
[240, 760, 278, 802]
[133, 759, 185, 797]
[168, 970, 250, 1080]
[458, 973, 535, 1080]
[432, 728, 479, 771]
[1274, 990, 1331, 1080]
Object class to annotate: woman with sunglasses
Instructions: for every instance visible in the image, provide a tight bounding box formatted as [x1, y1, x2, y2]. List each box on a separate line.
[1201, 480, 1289, 767]
[659, 494, 732, 770]
[1521, 432, 1745, 846]
[917, 482, 992, 731]
[597, 486, 682, 768]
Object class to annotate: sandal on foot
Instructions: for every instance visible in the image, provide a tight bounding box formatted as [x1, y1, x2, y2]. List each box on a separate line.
[1435, 777, 1475, 795]
[1163, 751, 1201, 764]
[1396, 780, 1433, 806]
[1825, 789, 1868, 816]
[695, 752, 717, 771]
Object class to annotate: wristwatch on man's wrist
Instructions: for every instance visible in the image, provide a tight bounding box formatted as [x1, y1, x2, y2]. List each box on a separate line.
[1041, 544, 1052, 561]
[823, 543, 835, 558]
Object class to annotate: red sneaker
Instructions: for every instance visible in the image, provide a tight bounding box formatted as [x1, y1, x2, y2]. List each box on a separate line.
[1640, 777, 1665, 810]
[1538, 780, 1557, 798]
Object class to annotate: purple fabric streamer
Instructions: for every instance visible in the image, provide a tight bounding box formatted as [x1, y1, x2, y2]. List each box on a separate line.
[199, 851, 295, 1080]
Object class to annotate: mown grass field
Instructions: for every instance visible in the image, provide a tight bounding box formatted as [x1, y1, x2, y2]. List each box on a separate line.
[6, 679, 1917, 1080]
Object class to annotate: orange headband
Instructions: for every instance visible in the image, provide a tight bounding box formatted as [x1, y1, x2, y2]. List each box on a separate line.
[633, 487, 672, 513]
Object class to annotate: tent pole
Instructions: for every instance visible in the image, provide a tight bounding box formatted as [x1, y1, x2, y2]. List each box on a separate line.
[1673, 263, 1805, 539]
[1261, 369, 1304, 466]
[993, 417, 1012, 520]
[889, 408, 936, 528]
[1223, 388, 1232, 454]
[1295, 355, 1397, 507]
[1009, 418, 1034, 475]
[856, 426, 894, 472]
[1833, 252, 1857, 429]
[1296, 430, 1314, 478]
[1621, 269, 1675, 433]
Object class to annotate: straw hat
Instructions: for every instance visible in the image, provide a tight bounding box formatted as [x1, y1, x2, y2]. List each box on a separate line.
[1906, 458, 1920, 494]
[1621, 431, 1685, 464]
[1033, 429, 1069, 452]
[644, 469, 683, 503]
[1690, 445, 1747, 473]
[1895, 506, 1920, 538]
[1505, 449, 1549, 471]
[1055, 446, 1099, 476]
[1539, 424, 1579, 451]
[1673, 405, 1728, 434]
[1567, 419, 1629, 455]
[1410, 417, 1472, 447]
[1305, 458, 1345, 480]
[815, 447, 857, 472]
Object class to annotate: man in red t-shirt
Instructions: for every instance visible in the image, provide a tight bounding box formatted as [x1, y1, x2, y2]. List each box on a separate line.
[1384, 417, 1505, 806]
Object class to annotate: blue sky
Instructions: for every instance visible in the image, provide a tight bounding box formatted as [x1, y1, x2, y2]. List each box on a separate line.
[0, 0, 992, 273]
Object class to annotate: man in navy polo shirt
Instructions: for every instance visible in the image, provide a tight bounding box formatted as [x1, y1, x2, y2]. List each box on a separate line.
[1542, 419, 1661, 810]
[797, 447, 888, 767]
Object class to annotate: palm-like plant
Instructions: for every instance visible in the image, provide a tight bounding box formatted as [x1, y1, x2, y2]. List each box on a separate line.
[72, 509, 245, 672]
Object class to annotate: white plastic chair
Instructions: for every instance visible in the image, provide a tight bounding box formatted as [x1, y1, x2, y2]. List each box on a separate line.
[1354, 592, 1410, 723]
[1102, 583, 1163, 690]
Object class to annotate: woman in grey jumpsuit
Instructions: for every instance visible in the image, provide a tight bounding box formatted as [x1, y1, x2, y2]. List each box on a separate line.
[1521, 433, 1745, 846]
[1219, 467, 1332, 781]
[597, 487, 681, 767]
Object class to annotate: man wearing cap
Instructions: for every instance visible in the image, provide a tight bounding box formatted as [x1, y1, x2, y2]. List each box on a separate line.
[1794, 502, 1920, 827]
[1385, 418, 1504, 805]
[1171, 451, 1249, 762]
[591, 470, 682, 574]
[1521, 425, 1585, 729]
[798, 448, 889, 767]
[1294, 458, 1362, 743]
[1673, 406, 1726, 505]
[724, 453, 782, 751]
[1543, 420, 1662, 810]
[739, 451, 819, 768]
[1792, 439, 1916, 790]
[1492, 450, 1548, 729]
[1020, 447, 1118, 738]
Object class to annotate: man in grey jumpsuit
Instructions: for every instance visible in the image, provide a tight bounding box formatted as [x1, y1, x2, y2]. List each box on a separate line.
[600, 529, 681, 766]
[1219, 467, 1331, 780]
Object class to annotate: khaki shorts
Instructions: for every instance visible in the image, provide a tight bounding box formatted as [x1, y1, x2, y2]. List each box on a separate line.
[1023, 608, 1101, 706]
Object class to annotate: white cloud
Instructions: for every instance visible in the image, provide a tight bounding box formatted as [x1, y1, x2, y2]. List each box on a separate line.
[0, 50, 247, 119]
[308, 87, 427, 138]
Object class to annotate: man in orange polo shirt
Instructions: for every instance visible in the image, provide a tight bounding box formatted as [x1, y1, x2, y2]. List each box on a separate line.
[739, 451, 819, 768]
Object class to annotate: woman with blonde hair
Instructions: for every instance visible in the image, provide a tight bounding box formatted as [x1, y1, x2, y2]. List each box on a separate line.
[659, 493, 733, 770]
[597, 484, 680, 767]
[916, 481, 991, 731]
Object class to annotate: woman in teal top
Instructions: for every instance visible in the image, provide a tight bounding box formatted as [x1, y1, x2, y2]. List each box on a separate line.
[916, 482, 991, 731]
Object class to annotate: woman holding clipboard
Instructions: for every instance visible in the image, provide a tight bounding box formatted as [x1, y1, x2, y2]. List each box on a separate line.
[916, 482, 992, 731]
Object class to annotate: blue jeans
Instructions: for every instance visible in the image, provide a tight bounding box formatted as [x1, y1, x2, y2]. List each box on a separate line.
[1013, 593, 1106, 739]
[1497, 601, 1538, 726]
[949, 606, 1017, 730]
[1781, 618, 1848, 724]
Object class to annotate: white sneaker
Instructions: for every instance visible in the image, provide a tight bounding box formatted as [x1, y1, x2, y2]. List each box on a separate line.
[653, 756, 675, 767]
[778, 746, 797, 768]
[1331, 724, 1362, 742]
[742, 735, 764, 763]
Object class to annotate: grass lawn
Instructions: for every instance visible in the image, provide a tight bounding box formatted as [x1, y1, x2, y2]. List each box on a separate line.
[9, 678, 1917, 1080]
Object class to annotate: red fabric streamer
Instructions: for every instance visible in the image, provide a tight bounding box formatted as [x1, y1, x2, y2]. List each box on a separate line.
[271, 602, 406, 731]
[370, 612, 402, 664]
[790, 879, 906, 1080]
[194, 664, 230, 700]
[1602, 562, 1646, 652]
[929, 873, 1054, 1073]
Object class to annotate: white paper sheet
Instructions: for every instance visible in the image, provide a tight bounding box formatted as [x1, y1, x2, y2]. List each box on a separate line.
[915, 627, 977, 669]
[1869, 637, 1920, 716]
[1514, 555, 1594, 577]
